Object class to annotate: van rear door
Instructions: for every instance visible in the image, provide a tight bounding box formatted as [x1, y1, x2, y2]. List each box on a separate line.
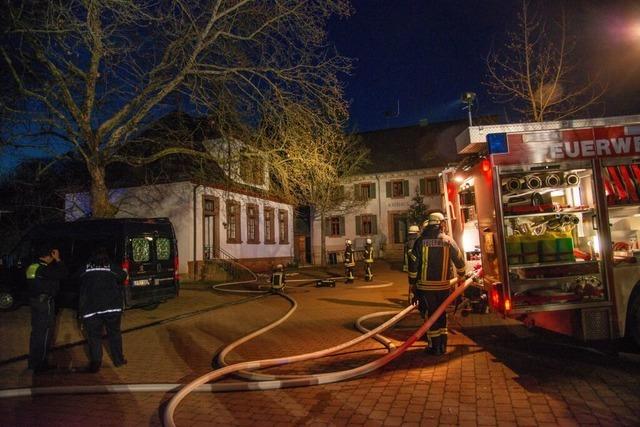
[126, 232, 178, 307]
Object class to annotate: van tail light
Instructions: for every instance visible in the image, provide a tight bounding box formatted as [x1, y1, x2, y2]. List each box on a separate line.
[504, 298, 511, 312]
[121, 258, 130, 286]
[173, 256, 180, 282]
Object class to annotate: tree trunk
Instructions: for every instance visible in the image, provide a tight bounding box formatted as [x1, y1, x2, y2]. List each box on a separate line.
[89, 163, 117, 218]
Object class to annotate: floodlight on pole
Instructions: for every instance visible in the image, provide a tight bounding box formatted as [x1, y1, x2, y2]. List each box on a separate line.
[461, 91, 476, 126]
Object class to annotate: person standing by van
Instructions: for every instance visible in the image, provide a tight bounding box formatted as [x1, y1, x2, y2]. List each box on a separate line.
[76, 247, 128, 373]
[26, 244, 67, 373]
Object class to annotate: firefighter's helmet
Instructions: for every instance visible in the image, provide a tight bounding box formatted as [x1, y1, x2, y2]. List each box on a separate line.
[345, 239, 352, 246]
[275, 264, 283, 271]
[408, 225, 420, 234]
[365, 238, 372, 245]
[426, 212, 446, 226]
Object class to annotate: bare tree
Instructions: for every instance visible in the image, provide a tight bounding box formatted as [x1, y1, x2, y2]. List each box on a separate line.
[253, 102, 368, 266]
[485, 0, 605, 122]
[2, 0, 351, 217]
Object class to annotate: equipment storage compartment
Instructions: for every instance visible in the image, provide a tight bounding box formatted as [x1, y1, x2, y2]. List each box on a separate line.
[498, 160, 608, 311]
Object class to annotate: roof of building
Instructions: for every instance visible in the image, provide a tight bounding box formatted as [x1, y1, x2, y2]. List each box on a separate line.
[356, 118, 494, 174]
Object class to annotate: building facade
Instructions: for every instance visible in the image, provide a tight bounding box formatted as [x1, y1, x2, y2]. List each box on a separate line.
[310, 119, 471, 264]
[66, 181, 294, 276]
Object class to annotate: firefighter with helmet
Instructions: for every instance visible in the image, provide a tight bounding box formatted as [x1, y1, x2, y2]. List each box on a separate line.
[404, 225, 421, 272]
[271, 264, 286, 291]
[408, 211, 466, 355]
[363, 238, 374, 281]
[344, 239, 355, 283]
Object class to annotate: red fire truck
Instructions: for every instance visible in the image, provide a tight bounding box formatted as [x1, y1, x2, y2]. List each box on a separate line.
[451, 115, 640, 345]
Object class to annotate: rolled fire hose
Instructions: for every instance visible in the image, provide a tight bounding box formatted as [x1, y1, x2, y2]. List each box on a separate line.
[545, 173, 561, 187]
[565, 173, 580, 186]
[163, 272, 480, 427]
[525, 175, 543, 190]
[503, 177, 521, 192]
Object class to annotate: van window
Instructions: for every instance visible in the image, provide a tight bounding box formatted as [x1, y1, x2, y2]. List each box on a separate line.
[156, 237, 171, 261]
[131, 237, 151, 262]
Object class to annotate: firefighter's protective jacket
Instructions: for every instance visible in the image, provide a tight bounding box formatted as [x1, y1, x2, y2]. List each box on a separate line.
[408, 233, 466, 291]
[344, 246, 355, 267]
[363, 246, 374, 263]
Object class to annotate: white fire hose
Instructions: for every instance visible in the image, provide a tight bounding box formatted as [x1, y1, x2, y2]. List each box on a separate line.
[163, 271, 480, 427]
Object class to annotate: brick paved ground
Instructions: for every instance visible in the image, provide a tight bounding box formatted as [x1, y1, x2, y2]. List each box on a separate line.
[0, 262, 639, 426]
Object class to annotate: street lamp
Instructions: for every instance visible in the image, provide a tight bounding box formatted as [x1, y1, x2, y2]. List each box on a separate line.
[461, 91, 476, 126]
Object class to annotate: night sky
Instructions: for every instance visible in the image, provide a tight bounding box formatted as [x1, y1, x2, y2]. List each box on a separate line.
[330, 0, 640, 132]
[2, 0, 640, 171]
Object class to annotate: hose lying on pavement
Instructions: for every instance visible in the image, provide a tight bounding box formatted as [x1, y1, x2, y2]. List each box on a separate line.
[163, 271, 480, 427]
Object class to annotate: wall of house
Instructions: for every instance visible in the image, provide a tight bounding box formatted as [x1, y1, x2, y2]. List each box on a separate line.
[310, 168, 444, 265]
[66, 181, 294, 276]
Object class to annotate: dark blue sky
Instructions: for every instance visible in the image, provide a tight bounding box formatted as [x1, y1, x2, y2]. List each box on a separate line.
[330, 0, 640, 132]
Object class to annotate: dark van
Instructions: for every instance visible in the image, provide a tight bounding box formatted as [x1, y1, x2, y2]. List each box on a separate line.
[0, 217, 179, 311]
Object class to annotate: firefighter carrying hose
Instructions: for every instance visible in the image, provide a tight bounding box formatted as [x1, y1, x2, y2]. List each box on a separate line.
[363, 238, 374, 281]
[408, 211, 466, 355]
[403, 225, 420, 272]
[344, 239, 355, 283]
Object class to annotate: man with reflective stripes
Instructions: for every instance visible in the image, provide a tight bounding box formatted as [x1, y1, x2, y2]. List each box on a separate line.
[26, 244, 67, 373]
[363, 238, 374, 281]
[76, 247, 128, 372]
[408, 212, 466, 355]
[344, 239, 355, 283]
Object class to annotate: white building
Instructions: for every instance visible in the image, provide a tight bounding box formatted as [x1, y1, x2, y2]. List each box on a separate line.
[311, 119, 469, 264]
[66, 181, 294, 277]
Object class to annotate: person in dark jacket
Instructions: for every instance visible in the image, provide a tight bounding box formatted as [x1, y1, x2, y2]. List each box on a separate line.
[76, 247, 128, 373]
[26, 243, 68, 373]
[408, 212, 466, 355]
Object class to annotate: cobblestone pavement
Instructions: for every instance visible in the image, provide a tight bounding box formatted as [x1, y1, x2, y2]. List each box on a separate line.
[0, 263, 639, 426]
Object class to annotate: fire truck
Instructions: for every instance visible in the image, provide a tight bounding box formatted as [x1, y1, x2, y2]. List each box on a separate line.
[450, 115, 640, 345]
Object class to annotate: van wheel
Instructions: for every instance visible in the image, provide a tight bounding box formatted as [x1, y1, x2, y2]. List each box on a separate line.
[141, 303, 159, 311]
[0, 291, 16, 312]
[628, 294, 640, 348]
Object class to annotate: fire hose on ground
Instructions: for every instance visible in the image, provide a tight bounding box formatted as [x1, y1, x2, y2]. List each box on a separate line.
[0, 268, 481, 427]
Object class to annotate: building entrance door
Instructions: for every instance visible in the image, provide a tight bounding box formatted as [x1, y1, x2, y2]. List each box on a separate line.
[203, 195, 219, 259]
[391, 213, 408, 244]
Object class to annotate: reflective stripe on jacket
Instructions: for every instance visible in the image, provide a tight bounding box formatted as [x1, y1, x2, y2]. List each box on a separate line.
[408, 232, 466, 291]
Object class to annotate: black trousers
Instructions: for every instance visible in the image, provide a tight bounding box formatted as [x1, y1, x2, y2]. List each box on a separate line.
[83, 312, 124, 366]
[415, 289, 450, 352]
[29, 295, 55, 369]
[345, 265, 355, 282]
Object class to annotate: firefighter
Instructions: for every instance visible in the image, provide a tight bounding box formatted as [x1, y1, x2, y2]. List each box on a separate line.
[403, 225, 420, 272]
[26, 243, 68, 373]
[271, 264, 286, 291]
[76, 247, 128, 373]
[408, 212, 466, 355]
[363, 238, 374, 281]
[344, 239, 355, 283]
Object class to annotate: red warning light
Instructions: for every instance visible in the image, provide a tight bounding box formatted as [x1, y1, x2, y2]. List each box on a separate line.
[481, 158, 491, 173]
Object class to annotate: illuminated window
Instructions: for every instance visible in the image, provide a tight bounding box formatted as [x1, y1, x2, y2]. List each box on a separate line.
[226, 200, 241, 243]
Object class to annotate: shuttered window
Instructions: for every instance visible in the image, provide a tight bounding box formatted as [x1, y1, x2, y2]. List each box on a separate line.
[325, 216, 345, 237]
[226, 200, 241, 244]
[386, 180, 409, 198]
[246, 204, 259, 244]
[355, 214, 377, 236]
[278, 209, 289, 244]
[419, 177, 441, 196]
[354, 182, 376, 200]
[264, 207, 275, 244]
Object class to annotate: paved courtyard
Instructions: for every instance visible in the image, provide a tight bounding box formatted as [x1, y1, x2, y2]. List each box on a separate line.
[0, 262, 639, 426]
